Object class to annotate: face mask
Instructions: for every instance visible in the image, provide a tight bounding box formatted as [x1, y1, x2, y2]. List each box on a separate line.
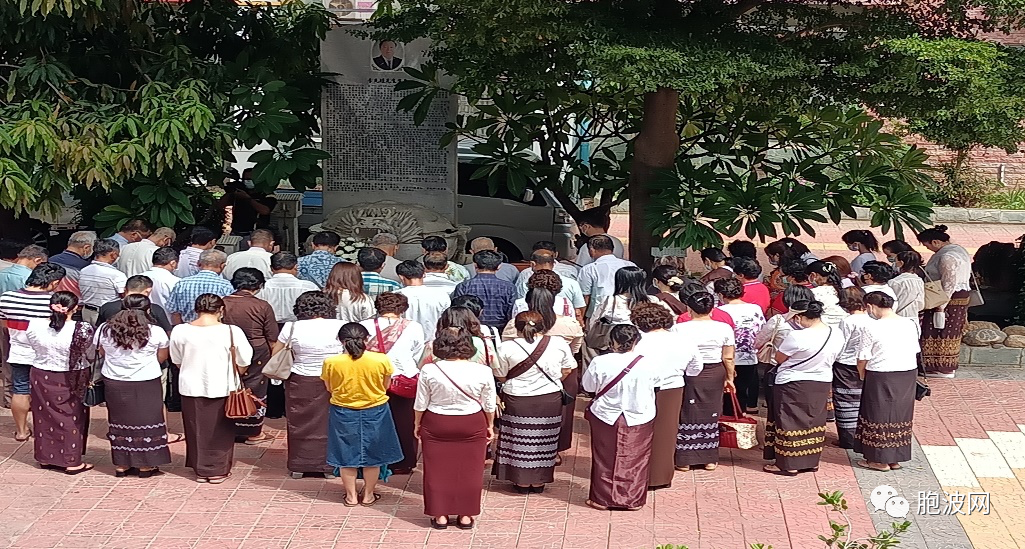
[242, 179, 255, 190]
[787, 319, 803, 330]
[888, 257, 897, 267]
[848, 244, 860, 252]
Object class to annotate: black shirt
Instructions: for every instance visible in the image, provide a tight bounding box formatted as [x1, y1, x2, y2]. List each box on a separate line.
[97, 301, 173, 333]
[230, 193, 278, 234]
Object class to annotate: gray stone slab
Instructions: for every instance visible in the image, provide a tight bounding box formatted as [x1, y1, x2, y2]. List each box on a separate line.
[967, 346, 1023, 366]
[957, 367, 1025, 381]
[959, 346, 971, 365]
[848, 440, 973, 549]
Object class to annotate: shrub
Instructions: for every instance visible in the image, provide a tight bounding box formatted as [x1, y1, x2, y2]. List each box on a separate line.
[924, 162, 1002, 208]
[982, 189, 1025, 210]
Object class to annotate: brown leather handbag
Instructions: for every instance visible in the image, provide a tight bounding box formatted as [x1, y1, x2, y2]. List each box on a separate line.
[224, 326, 258, 419]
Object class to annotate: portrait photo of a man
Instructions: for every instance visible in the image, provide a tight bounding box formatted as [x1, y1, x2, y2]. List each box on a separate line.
[371, 39, 404, 71]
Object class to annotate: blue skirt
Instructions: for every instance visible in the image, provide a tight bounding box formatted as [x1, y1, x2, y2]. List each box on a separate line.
[327, 402, 404, 469]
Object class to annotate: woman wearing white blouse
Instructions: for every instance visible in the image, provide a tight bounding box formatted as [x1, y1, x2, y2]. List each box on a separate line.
[361, 292, 426, 476]
[632, 303, 701, 490]
[492, 311, 576, 492]
[169, 294, 254, 484]
[855, 292, 921, 472]
[414, 327, 497, 530]
[889, 250, 926, 320]
[842, 229, 880, 274]
[279, 291, 345, 477]
[859, 262, 899, 305]
[669, 292, 735, 471]
[763, 300, 844, 476]
[918, 225, 973, 378]
[581, 324, 663, 511]
[833, 287, 874, 450]
[588, 266, 669, 337]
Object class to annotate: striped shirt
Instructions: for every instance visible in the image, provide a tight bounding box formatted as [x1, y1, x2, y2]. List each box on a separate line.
[361, 272, 402, 300]
[79, 261, 127, 307]
[0, 289, 53, 364]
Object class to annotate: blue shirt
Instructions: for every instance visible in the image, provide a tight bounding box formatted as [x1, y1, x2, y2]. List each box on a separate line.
[49, 250, 91, 272]
[297, 251, 344, 289]
[109, 233, 130, 248]
[167, 270, 235, 322]
[361, 271, 402, 300]
[0, 264, 32, 294]
[452, 273, 516, 328]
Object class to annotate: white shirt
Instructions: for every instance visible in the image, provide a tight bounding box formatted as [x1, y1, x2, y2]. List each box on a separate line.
[754, 315, 795, 366]
[334, 290, 376, 323]
[79, 261, 128, 307]
[24, 320, 86, 372]
[515, 269, 585, 308]
[575, 234, 625, 267]
[775, 326, 844, 384]
[811, 286, 849, 327]
[223, 247, 273, 281]
[858, 315, 921, 372]
[889, 273, 925, 319]
[512, 296, 576, 318]
[423, 272, 458, 295]
[396, 285, 451, 340]
[360, 317, 426, 378]
[278, 318, 345, 377]
[170, 324, 254, 398]
[836, 313, 874, 366]
[380, 255, 402, 283]
[581, 351, 662, 426]
[117, 239, 159, 277]
[861, 284, 899, 308]
[141, 267, 180, 309]
[495, 336, 576, 396]
[414, 360, 497, 415]
[516, 264, 579, 292]
[261, 273, 319, 323]
[670, 320, 735, 369]
[589, 294, 668, 328]
[924, 244, 972, 296]
[578, 255, 637, 316]
[634, 330, 701, 389]
[850, 252, 878, 274]
[465, 262, 520, 283]
[717, 302, 766, 366]
[96, 325, 169, 382]
[175, 246, 205, 278]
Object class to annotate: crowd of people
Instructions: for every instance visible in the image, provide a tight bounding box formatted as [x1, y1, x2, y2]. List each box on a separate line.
[0, 216, 975, 526]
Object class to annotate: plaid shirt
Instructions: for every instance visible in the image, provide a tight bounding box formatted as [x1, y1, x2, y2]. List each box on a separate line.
[298, 251, 344, 288]
[167, 270, 235, 322]
[452, 273, 516, 328]
[362, 271, 402, 300]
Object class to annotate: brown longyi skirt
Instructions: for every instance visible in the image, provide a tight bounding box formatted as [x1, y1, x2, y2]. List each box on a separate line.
[389, 394, 418, 471]
[235, 345, 270, 437]
[856, 369, 916, 464]
[421, 411, 488, 517]
[768, 380, 829, 471]
[587, 410, 653, 509]
[181, 396, 235, 478]
[650, 386, 684, 488]
[105, 377, 172, 468]
[558, 373, 579, 452]
[285, 374, 333, 474]
[31, 368, 89, 468]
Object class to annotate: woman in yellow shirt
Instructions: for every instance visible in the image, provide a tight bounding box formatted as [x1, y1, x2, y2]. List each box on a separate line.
[322, 323, 403, 507]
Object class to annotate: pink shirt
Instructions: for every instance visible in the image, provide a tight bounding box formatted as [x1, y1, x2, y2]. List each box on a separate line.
[741, 280, 770, 315]
[676, 308, 736, 329]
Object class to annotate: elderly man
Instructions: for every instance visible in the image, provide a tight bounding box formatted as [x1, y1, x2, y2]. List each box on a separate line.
[78, 239, 128, 323]
[0, 245, 48, 294]
[371, 232, 402, 283]
[166, 249, 234, 323]
[422, 252, 457, 295]
[463, 237, 519, 282]
[118, 227, 176, 277]
[261, 251, 318, 324]
[109, 218, 152, 248]
[421, 235, 468, 282]
[452, 250, 516, 329]
[515, 250, 585, 316]
[223, 228, 275, 280]
[49, 231, 96, 297]
[298, 231, 344, 288]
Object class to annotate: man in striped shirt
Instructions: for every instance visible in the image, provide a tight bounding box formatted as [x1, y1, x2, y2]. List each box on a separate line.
[0, 263, 65, 441]
[358, 247, 402, 299]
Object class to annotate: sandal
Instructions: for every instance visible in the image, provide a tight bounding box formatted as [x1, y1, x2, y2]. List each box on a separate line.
[456, 516, 474, 530]
[585, 499, 609, 511]
[704, 463, 717, 471]
[115, 468, 139, 478]
[167, 433, 186, 444]
[343, 496, 360, 507]
[763, 464, 798, 476]
[138, 468, 163, 479]
[674, 465, 691, 472]
[64, 464, 94, 475]
[360, 493, 382, 507]
[554, 454, 563, 466]
[430, 517, 448, 530]
[14, 431, 31, 442]
[888, 463, 903, 470]
[244, 433, 274, 445]
[857, 460, 891, 472]
[206, 473, 232, 484]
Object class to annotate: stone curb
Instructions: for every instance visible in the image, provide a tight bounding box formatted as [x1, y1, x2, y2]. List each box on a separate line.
[960, 344, 1025, 367]
[609, 202, 1025, 225]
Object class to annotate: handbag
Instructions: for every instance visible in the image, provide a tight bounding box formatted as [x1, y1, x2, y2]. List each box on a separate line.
[756, 319, 783, 364]
[967, 272, 985, 308]
[224, 326, 259, 419]
[719, 389, 758, 449]
[511, 338, 575, 406]
[915, 362, 931, 401]
[84, 355, 105, 407]
[262, 322, 295, 381]
[921, 270, 950, 310]
[584, 297, 614, 349]
[374, 318, 419, 399]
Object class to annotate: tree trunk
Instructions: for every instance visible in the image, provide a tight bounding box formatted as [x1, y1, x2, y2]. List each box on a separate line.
[628, 88, 680, 271]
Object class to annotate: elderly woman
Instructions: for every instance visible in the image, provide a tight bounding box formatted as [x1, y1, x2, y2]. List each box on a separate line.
[855, 292, 921, 471]
[170, 294, 254, 483]
[24, 291, 95, 474]
[582, 324, 663, 511]
[493, 311, 576, 492]
[415, 327, 497, 530]
[669, 292, 735, 471]
[632, 302, 701, 490]
[763, 300, 843, 476]
[322, 322, 403, 506]
[222, 267, 280, 444]
[95, 295, 172, 477]
[834, 288, 872, 450]
[918, 226, 973, 378]
[360, 292, 426, 476]
[281, 291, 345, 478]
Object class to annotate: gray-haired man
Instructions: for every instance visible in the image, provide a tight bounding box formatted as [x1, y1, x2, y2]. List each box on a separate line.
[371, 232, 402, 283]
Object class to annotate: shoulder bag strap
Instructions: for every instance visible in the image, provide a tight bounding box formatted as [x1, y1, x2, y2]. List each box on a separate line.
[284, 322, 296, 349]
[514, 337, 565, 390]
[785, 327, 833, 369]
[595, 355, 643, 401]
[434, 363, 483, 408]
[374, 318, 386, 353]
[506, 336, 551, 381]
[227, 324, 242, 388]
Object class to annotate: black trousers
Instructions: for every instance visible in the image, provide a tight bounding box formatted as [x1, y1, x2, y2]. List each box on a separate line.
[734, 363, 760, 411]
[165, 364, 182, 412]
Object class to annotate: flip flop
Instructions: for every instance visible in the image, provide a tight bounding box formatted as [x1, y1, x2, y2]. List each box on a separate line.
[206, 473, 232, 484]
[14, 431, 31, 442]
[889, 464, 903, 470]
[343, 497, 360, 507]
[455, 516, 474, 530]
[762, 464, 798, 476]
[244, 433, 274, 445]
[167, 433, 186, 444]
[585, 499, 608, 511]
[64, 464, 94, 475]
[856, 460, 891, 472]
[360, 493, 382, 507]
[704, 463, 718, 471]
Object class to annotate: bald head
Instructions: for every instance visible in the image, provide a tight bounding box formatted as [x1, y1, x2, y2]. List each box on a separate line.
[469, 237, 497, 254]
[530, 250, 556, 269]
